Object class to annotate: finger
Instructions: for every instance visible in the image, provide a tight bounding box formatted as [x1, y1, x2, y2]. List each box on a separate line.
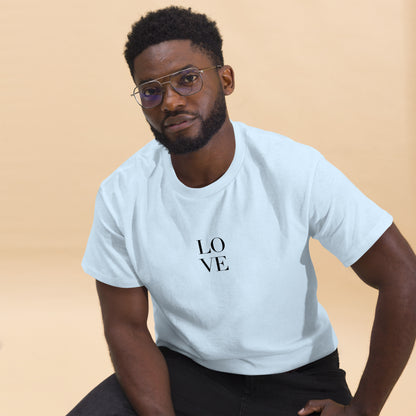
[298, 399, 332, 415]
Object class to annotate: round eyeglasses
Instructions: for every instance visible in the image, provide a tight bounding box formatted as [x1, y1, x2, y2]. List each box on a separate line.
[131, 65, 222, 109]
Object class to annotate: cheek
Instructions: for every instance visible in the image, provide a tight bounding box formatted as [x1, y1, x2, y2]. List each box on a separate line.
[208, 78, 223, 99]
[198, 89, 218, 116]
[143, 110, 160, 129]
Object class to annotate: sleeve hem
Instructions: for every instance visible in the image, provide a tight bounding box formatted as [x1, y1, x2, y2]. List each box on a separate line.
[81, 263, 144, 288]
[341, 214, 393, 267]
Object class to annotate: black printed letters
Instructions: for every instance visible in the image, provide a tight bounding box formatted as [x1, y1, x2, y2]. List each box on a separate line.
[197, 237, 229, 272]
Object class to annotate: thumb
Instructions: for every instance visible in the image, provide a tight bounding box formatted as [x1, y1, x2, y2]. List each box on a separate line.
[298, 399, 332, 415]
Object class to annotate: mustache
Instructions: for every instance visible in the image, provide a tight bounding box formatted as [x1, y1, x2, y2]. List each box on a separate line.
[162, 111, 198, 123]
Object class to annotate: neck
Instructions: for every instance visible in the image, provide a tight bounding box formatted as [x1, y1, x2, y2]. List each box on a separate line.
[170, 118, 235, 188]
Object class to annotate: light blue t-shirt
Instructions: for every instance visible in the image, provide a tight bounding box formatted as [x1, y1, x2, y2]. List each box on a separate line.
[82, 121, 393, 375]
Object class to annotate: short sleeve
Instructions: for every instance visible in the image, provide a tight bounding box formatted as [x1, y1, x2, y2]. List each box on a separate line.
[82, 188, 144, 288]
[309, 156, 393, 267]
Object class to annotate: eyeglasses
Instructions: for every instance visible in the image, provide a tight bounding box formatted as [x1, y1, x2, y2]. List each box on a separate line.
[131, 65, 222, 109]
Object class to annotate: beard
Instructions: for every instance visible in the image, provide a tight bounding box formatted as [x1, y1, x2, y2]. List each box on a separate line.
[149, 92, 227, 155]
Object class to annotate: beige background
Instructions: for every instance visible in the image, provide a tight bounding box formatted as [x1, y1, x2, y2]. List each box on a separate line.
[1, 0, 415, 414]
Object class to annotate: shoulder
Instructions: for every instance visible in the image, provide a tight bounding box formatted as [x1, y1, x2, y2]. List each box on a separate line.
[96, 140, 164, 215]
[100, 140, 162, 192]
[233, 121, 324, 178]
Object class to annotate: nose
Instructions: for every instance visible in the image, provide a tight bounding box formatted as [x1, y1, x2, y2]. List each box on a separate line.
[160, 83, 186, 112]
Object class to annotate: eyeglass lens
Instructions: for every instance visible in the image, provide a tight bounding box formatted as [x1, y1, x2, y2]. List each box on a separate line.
[136, 68, 203, 108]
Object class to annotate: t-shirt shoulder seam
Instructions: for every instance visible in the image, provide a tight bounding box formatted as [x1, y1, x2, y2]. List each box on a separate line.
[306, 153, 325, 233]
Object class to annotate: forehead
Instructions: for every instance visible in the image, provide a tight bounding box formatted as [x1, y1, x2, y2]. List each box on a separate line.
[132, 39, 213, 85]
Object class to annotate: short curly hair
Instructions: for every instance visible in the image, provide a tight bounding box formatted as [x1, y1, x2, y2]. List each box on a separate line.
[124, 6, 224, 79]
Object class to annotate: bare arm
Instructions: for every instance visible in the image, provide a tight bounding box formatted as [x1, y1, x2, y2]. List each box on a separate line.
[96, 280, 176, 416]
[300, 223, 416, 416]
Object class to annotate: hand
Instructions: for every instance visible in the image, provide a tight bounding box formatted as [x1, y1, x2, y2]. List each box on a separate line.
[298, 399, 362, 416]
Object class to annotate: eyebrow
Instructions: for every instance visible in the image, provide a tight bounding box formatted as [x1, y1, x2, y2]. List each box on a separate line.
[138, 64, 196, 86]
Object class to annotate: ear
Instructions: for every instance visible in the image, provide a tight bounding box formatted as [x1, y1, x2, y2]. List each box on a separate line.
[219, 65, 235, 96]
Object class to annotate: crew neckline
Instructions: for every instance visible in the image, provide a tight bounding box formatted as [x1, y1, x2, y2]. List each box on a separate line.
[162, 121, 245, 198]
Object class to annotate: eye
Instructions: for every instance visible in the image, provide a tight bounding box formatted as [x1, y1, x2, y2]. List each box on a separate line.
[140, 84, 161, 97]
[179, 73, 199, 85]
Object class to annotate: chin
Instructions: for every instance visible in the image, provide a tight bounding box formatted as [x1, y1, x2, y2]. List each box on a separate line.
[153, 128, 212, 155]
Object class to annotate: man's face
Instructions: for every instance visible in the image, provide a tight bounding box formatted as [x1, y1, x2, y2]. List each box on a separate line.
[132, 40, 229, 154]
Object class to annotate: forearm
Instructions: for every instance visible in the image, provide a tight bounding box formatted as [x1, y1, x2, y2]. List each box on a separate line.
[106, 326, 176, 416]
[349, 286, 416, 416]
[300, 226, 416, 416]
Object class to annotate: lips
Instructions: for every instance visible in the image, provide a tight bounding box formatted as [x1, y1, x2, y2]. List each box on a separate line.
[163, 114, 197, 133]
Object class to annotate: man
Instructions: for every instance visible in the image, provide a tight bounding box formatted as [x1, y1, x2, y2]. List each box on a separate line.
[68, 6, 416, 416]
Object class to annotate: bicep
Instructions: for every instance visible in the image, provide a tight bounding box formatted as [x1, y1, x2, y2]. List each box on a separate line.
[351, 223, 416, 290]
[96, 280, 149, 332]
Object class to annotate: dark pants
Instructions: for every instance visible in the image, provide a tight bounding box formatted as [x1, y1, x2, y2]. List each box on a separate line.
[67, 347, 352, 416]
